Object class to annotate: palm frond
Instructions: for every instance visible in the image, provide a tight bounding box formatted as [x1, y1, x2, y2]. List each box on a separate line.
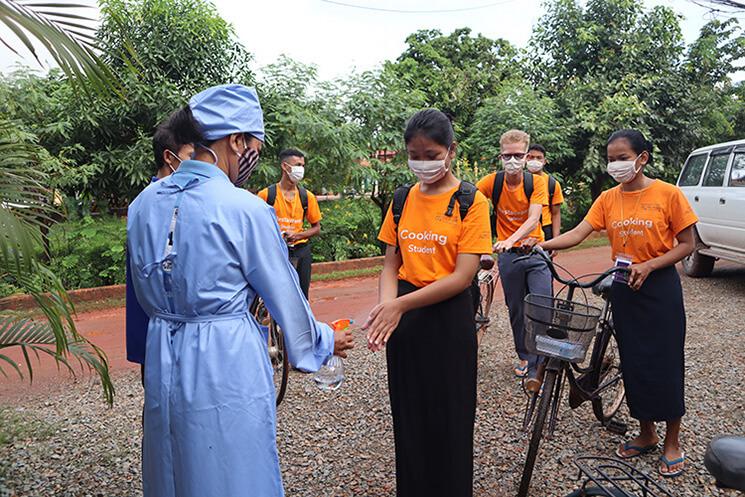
[0, 119, 113, 404]
[0, 0, 122, 94]
[0, 315, 114, 404]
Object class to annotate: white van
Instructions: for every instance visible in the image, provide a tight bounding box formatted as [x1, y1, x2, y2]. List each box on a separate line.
[677, 139, 745, 277]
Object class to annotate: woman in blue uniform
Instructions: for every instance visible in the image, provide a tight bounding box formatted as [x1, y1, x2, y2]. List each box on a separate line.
[127, 84, 353, 497]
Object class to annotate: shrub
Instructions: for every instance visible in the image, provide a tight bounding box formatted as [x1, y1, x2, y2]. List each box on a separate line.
[48, 216, 127, 290]
[313, 198, 381, 262]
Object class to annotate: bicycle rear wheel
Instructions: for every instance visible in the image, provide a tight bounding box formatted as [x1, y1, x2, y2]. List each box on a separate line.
[591, 327, 625, 423]
[517, 368, 558, 497]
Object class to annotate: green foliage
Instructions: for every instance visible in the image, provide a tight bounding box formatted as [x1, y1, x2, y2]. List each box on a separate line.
[344, 67, 425, 218]
[313, 199, 381, 262]
[0, 118, 113, 403]
[388, 27, 518, 132]
[48, 216, 127, 290]
[251, 57, 361, 194]
[466, 80, 574, 165]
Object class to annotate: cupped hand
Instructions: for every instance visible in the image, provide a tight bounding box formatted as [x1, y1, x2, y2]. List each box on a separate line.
[362, 300, 405, 352]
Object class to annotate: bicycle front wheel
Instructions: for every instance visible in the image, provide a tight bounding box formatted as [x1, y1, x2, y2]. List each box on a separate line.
[517, 369, 558, 497]
[268, 319, 289, 406]
[591, 328, 625, 423]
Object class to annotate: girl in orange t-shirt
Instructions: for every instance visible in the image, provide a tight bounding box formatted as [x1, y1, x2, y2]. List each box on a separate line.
[363, 109, 492, 497]
[541, 129, 697, 478]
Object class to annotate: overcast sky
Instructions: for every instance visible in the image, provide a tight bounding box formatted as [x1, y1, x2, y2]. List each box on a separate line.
[0, 0, 738, 81]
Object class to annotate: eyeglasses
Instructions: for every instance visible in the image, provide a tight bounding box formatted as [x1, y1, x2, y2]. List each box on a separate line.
[499, 152, 527, 160]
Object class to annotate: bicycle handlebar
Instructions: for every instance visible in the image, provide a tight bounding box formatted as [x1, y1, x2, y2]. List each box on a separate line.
[513, 246, 629, 289]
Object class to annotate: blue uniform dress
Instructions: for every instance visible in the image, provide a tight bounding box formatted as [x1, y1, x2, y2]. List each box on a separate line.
[127, 160, 334, 497]
[125, 176, 159, 365]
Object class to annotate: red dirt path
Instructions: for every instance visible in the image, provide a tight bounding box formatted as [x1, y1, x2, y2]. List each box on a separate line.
[0, 246, 613, 402]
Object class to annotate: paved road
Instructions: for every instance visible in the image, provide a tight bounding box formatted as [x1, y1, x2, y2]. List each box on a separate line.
[0, 246, 614, 400]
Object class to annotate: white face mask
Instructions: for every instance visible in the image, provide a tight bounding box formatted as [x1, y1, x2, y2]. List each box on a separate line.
[408, 146, 451, 184]
[607, 155, 641, 183]
[288, 165, 305, 183]
[526, 160, 544, 174]
[502, 156, 526, 175]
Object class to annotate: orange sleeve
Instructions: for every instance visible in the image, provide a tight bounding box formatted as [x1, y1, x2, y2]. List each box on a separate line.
[531, 174, 549, 206]
[257, 188, 268, 202]
[584, 192, 607, 231]
[306, 191, 322, 224]
[669, 187, 698, 235]
[552, 179, 565, 205]
[476, 173, 495, 202]
[458, 192, 493, 254]
[377, 203, 398, 247]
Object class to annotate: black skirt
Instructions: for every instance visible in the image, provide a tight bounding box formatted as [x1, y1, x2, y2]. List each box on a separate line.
[386, 280, 478, 497]
[611, 265, 686, 422]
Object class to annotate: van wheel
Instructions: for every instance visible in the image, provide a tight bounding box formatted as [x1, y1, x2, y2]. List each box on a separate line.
[682, 230, 715, 277]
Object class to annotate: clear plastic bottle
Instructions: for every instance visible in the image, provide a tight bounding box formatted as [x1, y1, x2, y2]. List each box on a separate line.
[312, 319, 351, 392]
[312, 355, 345, 392]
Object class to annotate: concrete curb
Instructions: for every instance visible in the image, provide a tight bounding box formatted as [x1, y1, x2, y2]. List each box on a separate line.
[0, 256, 385, 311]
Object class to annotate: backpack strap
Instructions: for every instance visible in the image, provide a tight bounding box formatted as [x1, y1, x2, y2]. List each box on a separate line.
[446, 181, 478, 221]
[491, 171, 505, 208]
[548, 175, 557, 204]
[267, 184, 277, 206]
[523, 171, 534, 201]
[297, 185, 309, 217]
[391, 184, 413, 248]
[492, 171, 534, 205]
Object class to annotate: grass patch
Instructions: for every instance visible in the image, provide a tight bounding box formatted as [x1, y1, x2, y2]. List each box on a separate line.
[0, 408, 54, 447]
[312, 266, 383, 282]
[569, 236, 610, 252]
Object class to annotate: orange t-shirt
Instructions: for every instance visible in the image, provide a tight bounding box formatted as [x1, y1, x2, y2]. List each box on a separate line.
[378, 183, 492, 288]
[539, 171, 564, 227]
[476, 172, 549, 244]
[584, 180, 698, 264]
[257, 185, 322, 246]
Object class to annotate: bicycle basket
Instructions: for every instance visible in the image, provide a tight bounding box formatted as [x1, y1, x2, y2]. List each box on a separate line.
[523, 294, 602, 363]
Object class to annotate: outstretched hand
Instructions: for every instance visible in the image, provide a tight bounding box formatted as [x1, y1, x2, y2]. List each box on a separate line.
[363, 300, 405, 352]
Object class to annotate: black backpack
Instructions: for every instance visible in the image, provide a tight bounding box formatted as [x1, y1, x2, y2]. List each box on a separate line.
[390, 181, 481, 315]
[267, 184, 308, 218]
[489, 171, 534, 238]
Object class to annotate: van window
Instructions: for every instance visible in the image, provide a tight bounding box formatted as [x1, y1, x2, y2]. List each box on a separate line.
[702, 154, 730, 187]
[678, 154, 708, 186]
[730, 153, 745, 187]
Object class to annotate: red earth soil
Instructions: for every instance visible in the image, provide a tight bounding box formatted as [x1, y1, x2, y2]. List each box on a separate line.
[0, 246, 615, 402]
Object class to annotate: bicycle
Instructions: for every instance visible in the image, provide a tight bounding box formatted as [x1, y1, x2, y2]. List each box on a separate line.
[475, 255, 499, 345]
[248, 237, 301, 407]
[516, 246, 629, 497]
[564, 456, 677, 496]
[250, 296, 289, 406]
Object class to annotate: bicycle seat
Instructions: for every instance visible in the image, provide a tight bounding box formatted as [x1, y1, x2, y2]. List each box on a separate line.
[480, 255, 495, 271]
[705, 435, 745, 491]
[592, 275, 614, 299]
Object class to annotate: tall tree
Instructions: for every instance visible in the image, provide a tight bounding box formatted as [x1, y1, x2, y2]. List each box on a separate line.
[388, 27, 517, 133]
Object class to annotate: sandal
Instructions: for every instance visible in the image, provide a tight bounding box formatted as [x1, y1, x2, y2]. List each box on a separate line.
[514, 363, 528, 377]
[659, 453, 686, 478]
[615, 441, 658, 459]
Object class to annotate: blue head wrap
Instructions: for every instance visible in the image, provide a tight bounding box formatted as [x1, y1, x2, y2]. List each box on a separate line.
[189, 84, 265, 142]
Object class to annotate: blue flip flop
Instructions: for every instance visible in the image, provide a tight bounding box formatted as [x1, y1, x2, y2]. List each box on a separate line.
[615, 441, 658, 459]
[514, 363, 528, 378]
[659, 453, 686, 478]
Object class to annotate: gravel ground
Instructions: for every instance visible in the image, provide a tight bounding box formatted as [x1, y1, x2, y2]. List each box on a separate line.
[1, 264, 743, 497]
